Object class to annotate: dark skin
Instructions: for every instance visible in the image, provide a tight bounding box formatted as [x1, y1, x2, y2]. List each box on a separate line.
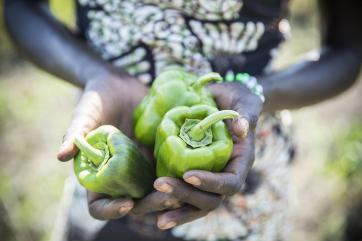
[5, 0, 362, 230]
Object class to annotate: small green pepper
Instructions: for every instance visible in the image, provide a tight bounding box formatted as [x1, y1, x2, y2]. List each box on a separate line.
[73, 125, 154, 198]
[154, 105, 239, 178]
[133, 68, 222, 146]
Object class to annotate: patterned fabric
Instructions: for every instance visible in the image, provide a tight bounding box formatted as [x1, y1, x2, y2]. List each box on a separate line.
[76, 0, 289, 83]
[62, 1, 295, 241]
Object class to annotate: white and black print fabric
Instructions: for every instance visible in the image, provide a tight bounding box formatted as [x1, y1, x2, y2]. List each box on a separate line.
[76, 0, 289, 84]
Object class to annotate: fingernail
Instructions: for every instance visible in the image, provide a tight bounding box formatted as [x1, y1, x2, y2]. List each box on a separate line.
[236, 118, 249, 138]
[119, 205, 133, 214]
[184, 176, 201, 186]
[155, 183, 173, 193]
[158, 221, 176, 230]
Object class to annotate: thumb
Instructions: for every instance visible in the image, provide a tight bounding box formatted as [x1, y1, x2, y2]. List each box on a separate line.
[230, 103, 259, 139]
[57, 90, 103, 161]
[231, 117, 250, 139]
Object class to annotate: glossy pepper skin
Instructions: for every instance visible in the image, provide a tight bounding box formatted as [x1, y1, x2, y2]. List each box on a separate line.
[133, 68, 222, 146]
[73, 125, 154, 198]
[154, 105, 239, 178]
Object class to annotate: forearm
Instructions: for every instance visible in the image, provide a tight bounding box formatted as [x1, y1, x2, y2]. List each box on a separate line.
[261, 47, 361, 112]
[260, 0, 362, 113]
[4, 0, 124, 88]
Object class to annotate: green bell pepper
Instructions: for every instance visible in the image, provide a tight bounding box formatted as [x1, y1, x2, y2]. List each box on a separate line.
[133, 68, 222, 146]
[73, 125, 154, 198]
[154, 105, 239, 178]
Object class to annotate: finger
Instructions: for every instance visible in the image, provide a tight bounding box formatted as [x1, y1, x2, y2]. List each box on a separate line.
[183, 171, 242, 196]
[132, 191, 181, 215]
[57, 90, 103, 161]
[183, 135, 255, 195]
[231, 117, 250, 139]
[157, 205, 208, 230]
[209, 82, 261, 138]
[230, 92, 261, 130]
[87, 192, 134, 220]
[154, 177, 222, 211]
[229, 99, 258, 139]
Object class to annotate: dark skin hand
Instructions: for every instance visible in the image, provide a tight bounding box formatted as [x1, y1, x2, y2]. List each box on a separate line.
[5, 0, 362, 229]
[151, 83, 262, 229]
[73, 82, 262, 229]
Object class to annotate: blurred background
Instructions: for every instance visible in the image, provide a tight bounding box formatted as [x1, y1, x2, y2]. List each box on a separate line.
[0, 0, 361, 241]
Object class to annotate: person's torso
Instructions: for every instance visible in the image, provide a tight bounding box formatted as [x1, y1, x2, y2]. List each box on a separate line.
[76, 0, 290, 84]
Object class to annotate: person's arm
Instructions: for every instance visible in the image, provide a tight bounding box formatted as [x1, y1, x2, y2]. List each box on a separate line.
[4, 0, 126, 87]
[262, 0, 362, 112]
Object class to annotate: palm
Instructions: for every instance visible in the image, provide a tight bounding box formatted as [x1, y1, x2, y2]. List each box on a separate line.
[58, 76, 148, 161]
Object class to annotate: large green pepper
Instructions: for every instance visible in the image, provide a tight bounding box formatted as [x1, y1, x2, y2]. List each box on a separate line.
[154, 105, 239, 178]
[73, 125, 154, 198]
[133, 68, 222, 146]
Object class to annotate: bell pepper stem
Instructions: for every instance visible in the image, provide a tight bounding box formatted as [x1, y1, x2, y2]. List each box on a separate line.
[74, 135, 104, 166]
[188, 110, 239, 141]
[193, 72, 223, 90]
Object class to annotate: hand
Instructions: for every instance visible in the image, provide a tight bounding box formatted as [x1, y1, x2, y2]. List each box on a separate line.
[152, 82, 263, 229]
[87, 189, 182, 220]
[58, 74, 148, 161]
[57, 74, 182, 220]
[57, 74, 149, 218]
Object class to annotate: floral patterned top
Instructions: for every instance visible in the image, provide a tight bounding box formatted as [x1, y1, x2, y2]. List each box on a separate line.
[62, 1, 296, 241]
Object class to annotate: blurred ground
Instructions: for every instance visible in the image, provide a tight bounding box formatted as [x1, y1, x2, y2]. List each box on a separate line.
[0, 0, 361, 241]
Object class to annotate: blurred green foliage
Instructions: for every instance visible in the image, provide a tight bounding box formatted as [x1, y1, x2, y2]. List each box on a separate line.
[327, 123, 362, 183]
[49, 0, 75, 28]
[319, 123, 362, 241]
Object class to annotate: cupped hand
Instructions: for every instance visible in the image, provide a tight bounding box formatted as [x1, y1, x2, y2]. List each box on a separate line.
[57, 74, 183, 220]
[152, 82, 264, 229]
[57, 74, 148, 161]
